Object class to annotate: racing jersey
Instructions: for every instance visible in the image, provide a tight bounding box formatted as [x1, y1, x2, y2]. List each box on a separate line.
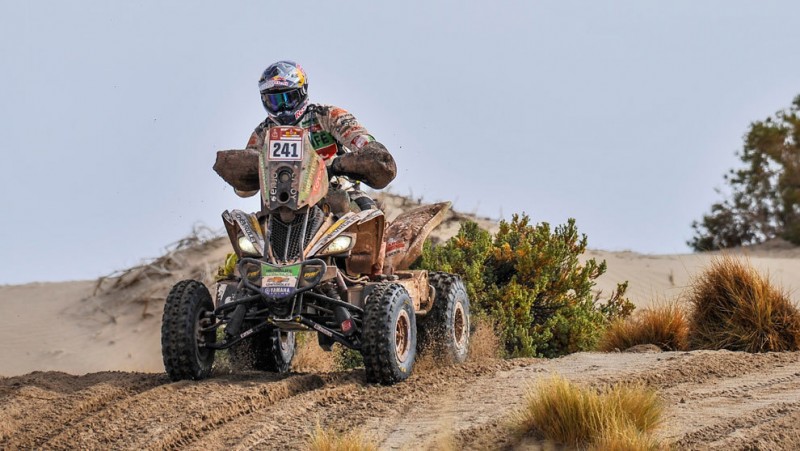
[245, 104, 376, 163]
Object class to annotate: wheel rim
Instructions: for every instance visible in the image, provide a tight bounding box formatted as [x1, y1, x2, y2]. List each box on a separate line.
[453, 301, 467, 349]
[395, 310, 411, 363]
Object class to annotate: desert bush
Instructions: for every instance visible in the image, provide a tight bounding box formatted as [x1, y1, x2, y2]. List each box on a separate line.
[514, 375, 662, 449]
[599, 302, 690, 352]
[306, 424, 377, 451]
[418, 214, 633, 358]
[688, 255, 800, 352]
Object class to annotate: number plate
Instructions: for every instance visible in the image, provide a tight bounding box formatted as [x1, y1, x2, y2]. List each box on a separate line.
[260, 263, 301, 298]
[268, 127, 304, 161]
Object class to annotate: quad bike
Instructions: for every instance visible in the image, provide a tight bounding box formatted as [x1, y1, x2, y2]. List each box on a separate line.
[161, 126, 470, 385]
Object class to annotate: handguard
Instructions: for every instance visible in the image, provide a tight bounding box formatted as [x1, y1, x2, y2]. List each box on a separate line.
[329, 141, 396, 189]
[214, 149, 260, 192]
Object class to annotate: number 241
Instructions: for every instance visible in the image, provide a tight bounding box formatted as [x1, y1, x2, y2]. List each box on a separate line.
[272, 142, 299, 158]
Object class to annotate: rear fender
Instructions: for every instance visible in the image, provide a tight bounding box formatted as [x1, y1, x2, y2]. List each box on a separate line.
[382, 202, 451, 273]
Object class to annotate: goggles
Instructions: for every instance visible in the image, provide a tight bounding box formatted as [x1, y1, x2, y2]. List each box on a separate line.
[261, 87, 305, 113]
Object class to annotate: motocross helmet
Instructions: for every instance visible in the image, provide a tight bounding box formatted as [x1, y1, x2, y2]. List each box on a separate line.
[259, 60, 309, 125]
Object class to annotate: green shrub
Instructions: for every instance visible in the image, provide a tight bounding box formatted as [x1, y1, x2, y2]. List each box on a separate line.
[418, 214, 632, 358]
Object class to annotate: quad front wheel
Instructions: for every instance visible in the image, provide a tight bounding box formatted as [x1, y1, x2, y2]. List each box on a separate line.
[361, 282, 417, 385]
[161, 280, 217, 381]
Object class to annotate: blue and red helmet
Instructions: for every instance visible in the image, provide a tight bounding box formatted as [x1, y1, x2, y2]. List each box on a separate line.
[259, 61, 309, 125]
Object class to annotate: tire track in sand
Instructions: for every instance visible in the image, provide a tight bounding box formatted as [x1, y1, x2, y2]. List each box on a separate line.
[188, 360, 531, 450]
[646, 352, 800, 449]
[5, 351, 800, 450]
[41, 372, 324, 450]
[0, 371, 164, 449]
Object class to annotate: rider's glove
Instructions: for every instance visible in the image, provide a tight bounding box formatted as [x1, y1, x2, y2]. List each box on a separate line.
[329, 141, 396, 189]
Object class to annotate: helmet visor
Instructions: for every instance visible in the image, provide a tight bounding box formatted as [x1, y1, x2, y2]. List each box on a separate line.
[261, 88, 304, 113]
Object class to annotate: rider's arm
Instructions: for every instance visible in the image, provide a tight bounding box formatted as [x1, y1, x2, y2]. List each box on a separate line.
[245, 120, 267, 150]
[231, 122, 267, 197]
[316, 105, 396, 189]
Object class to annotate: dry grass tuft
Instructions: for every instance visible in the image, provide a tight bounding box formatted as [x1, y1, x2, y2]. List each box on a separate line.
[599, 302, 689, 352]
[688, 255, 800, 352]
[468, 316, 503, 361]
[306, 424, 377, 451]
[514, 375, 663, 449]
[589, 424, 663, 451]
[292, 334, 337, 373]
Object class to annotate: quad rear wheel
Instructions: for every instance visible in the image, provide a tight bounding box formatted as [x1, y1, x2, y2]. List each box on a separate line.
[361, 282, 417, 385]
[419, 272, 470, 364]
[161, 280, 216, 381]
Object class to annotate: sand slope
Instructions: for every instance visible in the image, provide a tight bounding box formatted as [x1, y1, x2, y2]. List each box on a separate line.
[589, 245, 800, 308]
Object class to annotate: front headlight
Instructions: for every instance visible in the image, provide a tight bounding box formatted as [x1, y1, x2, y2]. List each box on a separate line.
[321, 235, 353, 255]
[238, 235, 259, 256]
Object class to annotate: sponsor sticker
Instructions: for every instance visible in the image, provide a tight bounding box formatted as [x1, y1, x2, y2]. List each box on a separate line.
[386, 239, 406, 257]
[261, 263, 301, 297]
[246, 133, 260, 149]
[330, 107, 349, 119]
[351, 134, 374, 150]
[312, 322, 333, 337]
[316, 143, 337, 160]
[260, 78, 290, 90]
[294, 102, 308, 119]
[302, 267, 321, 281]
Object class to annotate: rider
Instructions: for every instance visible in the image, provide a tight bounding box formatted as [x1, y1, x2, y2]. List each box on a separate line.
[239, 60, 396, 212]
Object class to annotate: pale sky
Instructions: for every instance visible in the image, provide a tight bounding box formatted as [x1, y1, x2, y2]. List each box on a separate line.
[1, 1, 799, 284]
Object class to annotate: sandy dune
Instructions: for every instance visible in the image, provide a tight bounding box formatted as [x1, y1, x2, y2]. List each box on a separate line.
[589, 244, 800, 308]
